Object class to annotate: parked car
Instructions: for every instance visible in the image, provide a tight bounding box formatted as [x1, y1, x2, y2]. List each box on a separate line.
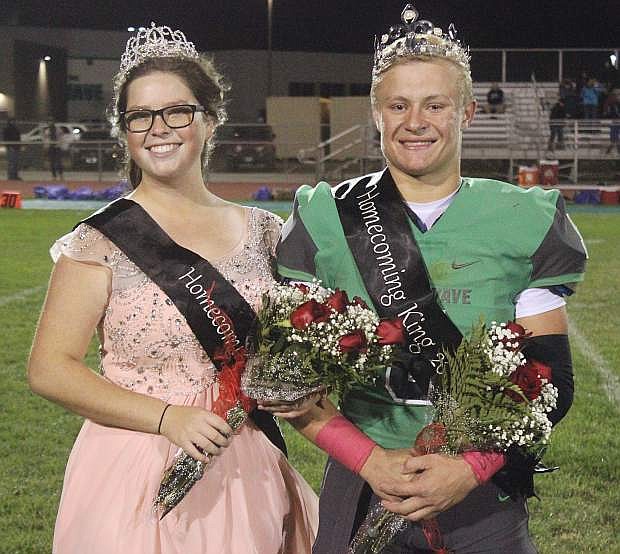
[70, 129, 121, 170]
[20, 122, 88, 144]
[18, 122, 88, 168]
[211, 124, 276, 171]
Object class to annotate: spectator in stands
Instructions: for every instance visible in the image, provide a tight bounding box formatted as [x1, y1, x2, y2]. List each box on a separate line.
[581, 78, 602, 119]
[603, 92, 620, 154]
[560, 79, 579, 118]
[558, 78, 573, 101]
[575, 70, 589, 95]
[3, 118, 21, 180]
[484, 82, 505, 114]
[548, 99, 566, 151]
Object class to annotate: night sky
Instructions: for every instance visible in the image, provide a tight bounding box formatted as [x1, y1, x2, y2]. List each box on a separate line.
[6, 0, 618, 53]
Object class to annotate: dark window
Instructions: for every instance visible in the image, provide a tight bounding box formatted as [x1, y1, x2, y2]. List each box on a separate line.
[319, 83, 346, 97]
[349, 83, 371, 96]
[289, 82, 316, 96]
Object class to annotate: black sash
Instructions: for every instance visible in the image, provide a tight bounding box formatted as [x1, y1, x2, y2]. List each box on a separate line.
[334, 169, 463, 402]
[79, 198, 286, 454]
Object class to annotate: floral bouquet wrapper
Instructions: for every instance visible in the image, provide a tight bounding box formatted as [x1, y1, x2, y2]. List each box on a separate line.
[241, 350, 325, 401]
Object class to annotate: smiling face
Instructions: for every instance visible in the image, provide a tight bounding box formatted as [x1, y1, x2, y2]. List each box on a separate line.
[372, 58, 476, 187]
[125, 71, 213, 187]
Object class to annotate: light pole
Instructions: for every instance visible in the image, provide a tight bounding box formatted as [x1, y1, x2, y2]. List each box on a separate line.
[267, 0, 273, 97]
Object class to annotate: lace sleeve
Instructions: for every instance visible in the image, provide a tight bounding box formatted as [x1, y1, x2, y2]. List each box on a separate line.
[50, 223, 114, 267]
[256, 208, 283, 258]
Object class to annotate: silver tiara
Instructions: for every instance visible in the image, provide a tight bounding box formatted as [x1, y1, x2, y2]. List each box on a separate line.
[114, 23, 200, 92]
[373, 4, 470, 78]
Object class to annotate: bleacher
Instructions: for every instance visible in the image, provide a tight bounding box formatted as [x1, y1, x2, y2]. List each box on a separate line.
[306, 81, 617, 182]
[462, 82, 616, 160]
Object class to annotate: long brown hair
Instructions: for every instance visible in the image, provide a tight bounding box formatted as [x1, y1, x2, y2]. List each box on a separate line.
[111, 56, 228, 188]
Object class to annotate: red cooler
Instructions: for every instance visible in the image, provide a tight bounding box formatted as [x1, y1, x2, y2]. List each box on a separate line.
[600, 190, 619, 204]
[518, 166, 540, 187]
[539, 160, 559, 186]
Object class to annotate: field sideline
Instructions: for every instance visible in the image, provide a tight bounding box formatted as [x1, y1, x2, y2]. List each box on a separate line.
[0, 206, 618, 553]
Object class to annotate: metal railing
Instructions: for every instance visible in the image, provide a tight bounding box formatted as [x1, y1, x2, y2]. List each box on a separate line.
[1, 118, 618, 184]
[296, 117, 619, 183]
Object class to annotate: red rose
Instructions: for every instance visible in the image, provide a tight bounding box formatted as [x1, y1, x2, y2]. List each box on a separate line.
[505, 359, 552, 402]
[501, 322, 530, 351]
[294, 283, 310, 294]
[414, 422, 447, 454]
[325, 289, 349, 313]
[352, 296, 370, 309]
[506, 322, 526, 336]
[530, 359, 552, 383]
[376, 319, 406, 345]
[338, 329, 368, 353]
[290, 299, 332, 330]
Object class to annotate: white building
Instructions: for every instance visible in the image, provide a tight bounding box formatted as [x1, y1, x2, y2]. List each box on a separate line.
[0, 25, 373, 123]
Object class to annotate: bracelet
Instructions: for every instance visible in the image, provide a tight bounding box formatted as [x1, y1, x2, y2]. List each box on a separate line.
[157, 403, 172, 435]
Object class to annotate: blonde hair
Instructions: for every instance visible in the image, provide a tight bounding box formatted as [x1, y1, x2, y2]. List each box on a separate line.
[371, 50, 474, 109]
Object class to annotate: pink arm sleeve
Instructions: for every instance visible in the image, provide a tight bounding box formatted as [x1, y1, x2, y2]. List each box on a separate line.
[462, 451, 506, 484]
[314, 415, 377, 474]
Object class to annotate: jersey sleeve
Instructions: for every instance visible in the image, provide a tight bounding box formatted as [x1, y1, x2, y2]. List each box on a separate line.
[528, 193, 587, 294]
[276, 186, 319, 282]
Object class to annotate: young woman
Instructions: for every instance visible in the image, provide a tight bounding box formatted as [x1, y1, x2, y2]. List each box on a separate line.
[28, 24, 317, 553]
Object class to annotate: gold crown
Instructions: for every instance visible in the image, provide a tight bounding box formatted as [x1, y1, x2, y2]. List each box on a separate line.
[114, 23, 200, 93]
[373, 4, 470, 77]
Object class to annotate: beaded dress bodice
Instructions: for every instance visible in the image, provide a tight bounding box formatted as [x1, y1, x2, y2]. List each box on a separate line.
[53, 207, 282, 399]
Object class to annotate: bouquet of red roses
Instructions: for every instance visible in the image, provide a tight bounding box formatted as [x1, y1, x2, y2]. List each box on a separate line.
[242, 282, 405, 402]
[349, 320, 558, 554]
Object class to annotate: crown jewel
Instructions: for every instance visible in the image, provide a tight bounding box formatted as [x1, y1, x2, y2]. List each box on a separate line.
[373, 4, 470, 78]
[114, 23, 200, 93]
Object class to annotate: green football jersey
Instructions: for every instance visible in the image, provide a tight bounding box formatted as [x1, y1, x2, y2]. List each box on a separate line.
[277, 171, 587, 448]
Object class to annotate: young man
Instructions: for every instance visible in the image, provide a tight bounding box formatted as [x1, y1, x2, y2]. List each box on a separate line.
[277, 4, 586, 552]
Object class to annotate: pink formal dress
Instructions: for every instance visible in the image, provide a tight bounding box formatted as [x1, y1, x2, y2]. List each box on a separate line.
[50, 207, 318, 554]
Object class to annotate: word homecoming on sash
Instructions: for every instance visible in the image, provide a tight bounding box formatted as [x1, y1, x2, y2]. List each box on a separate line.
[356, 182, 406, 308]
[178, 267, 241, 350]
[355, 179, 440, 363]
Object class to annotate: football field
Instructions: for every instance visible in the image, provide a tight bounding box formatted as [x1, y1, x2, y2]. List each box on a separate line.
[0, 205, 618, 553]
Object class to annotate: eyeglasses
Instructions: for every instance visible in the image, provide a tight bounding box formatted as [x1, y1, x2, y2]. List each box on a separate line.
[120, 104, 207, 133]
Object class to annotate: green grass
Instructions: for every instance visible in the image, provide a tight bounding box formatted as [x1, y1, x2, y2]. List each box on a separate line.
[0, 207, 618, 552]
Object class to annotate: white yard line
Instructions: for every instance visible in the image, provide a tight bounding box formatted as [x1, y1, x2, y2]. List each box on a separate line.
[570, 319, 620, 408]
[0, 286, 46, 308]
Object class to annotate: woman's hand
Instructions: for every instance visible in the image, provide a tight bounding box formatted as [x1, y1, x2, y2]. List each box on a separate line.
[257, 389, 325, 419]
[159, 405, 233, 462]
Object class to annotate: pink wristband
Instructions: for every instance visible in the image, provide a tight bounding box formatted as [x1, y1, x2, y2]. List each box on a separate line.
[314, 415, 377, 474]
[462, 451, 506, 484]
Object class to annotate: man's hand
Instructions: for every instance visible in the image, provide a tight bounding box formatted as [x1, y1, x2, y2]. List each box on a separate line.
[358, 447, 413, 502]
[380, 453, 479, 521]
